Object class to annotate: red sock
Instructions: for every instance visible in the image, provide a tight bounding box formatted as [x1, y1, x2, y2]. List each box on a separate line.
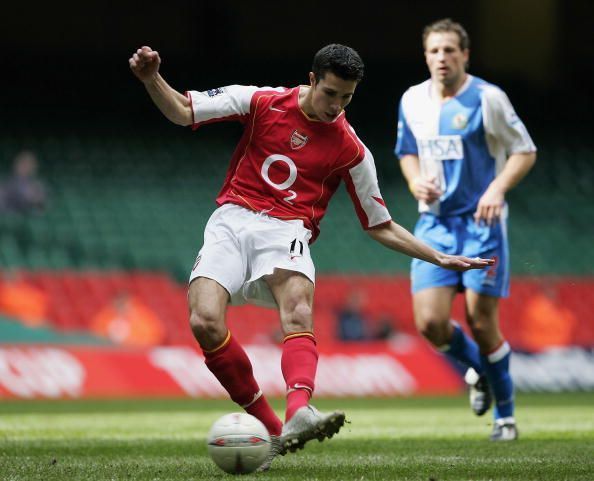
[282, 333, 319, 422]
[244, 396, 282, 436]
[203, 331, 282, 436]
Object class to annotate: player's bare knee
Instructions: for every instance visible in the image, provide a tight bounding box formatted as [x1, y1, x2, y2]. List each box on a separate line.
[416, 317, 449, 346]
[468, 321, 500, 351]
[281, 301, 313, 333]
[467, 308, 497, 335]
[189, 308, 225, 345]
[468, 321, 487, 339]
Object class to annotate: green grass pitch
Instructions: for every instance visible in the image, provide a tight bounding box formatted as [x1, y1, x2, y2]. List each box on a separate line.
[1, 392, 593, 480]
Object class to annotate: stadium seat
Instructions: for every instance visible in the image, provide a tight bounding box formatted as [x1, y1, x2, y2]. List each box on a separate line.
[0, 134, 591, 280]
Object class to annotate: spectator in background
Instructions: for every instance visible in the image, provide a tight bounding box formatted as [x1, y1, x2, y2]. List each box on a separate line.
[518, 283, 577, 352]
[373, 314, 396, 341]
[336, 289, 368, 341]
[0, 270, 48, 327]
[0, 150, 47, 214]
[89, 291, 166, 347]
[336, 289, 401, 342]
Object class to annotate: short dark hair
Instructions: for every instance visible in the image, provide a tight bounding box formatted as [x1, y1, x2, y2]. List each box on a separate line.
[312, 44, 364, 83]
[423, 18, 470, 51]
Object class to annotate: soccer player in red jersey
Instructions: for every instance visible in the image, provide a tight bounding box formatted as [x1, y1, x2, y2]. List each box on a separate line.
[130, 43, 493, 469]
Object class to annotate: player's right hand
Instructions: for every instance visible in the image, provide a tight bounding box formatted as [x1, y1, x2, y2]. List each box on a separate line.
[129, 46, 161, 83]
[409, 176, 443, 203]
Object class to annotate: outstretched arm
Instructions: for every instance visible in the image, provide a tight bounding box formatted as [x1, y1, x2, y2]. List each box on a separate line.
[367, 221, 494, 271]
[129, 46, 193, 126]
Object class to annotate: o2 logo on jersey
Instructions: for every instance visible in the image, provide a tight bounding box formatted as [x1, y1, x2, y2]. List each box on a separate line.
[261, 154, 298, 204]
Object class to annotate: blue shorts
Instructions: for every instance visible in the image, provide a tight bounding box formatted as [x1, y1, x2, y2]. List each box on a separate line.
[411, 213, 509, 297]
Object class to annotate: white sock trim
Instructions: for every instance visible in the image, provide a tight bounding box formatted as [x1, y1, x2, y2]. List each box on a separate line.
[287, 383, 313, 396]
[495, 416, 515, 426]
[464, 367, 480, 385]
[241, 389, 263, 408]
[487, 341, 511, 363]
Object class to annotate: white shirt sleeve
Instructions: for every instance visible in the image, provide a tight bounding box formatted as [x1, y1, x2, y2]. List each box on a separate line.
[482, 86, 537, 156]
[185, 85, 284, 127]
[344, 145, 392, 229]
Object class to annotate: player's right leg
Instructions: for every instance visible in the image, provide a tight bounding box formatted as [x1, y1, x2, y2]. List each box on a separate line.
[413, 286, 483, 373]
[188, 205, 283, 438]
[413, 287, 491, 415]
[188, 278, 283, 438]
[411, 214, 490, 416]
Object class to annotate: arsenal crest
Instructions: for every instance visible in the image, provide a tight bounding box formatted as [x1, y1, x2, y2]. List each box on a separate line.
[290, 130, 308, 150]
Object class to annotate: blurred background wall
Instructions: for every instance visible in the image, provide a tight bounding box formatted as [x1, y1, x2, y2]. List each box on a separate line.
[1, 0, 592, 276]
[0, 0, 592, 398]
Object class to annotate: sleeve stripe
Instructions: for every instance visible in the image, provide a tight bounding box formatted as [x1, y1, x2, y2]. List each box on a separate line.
[185, 91, 195, 126]
[345, 147, 392, 228]
[190, 114, 245, 131]
[186, 85, 285, 128]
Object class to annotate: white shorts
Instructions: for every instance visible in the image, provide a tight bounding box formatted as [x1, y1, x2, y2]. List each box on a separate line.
[189, 204, 315, 308]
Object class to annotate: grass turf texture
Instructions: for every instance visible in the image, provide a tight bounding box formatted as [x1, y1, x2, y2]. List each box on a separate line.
[1, 393, 593, 480]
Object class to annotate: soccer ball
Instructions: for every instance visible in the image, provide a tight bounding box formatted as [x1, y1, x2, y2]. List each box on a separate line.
[206, 412, 271, 474]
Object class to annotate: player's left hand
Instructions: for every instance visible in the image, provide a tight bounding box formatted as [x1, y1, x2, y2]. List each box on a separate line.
[474, 184, 505, 225]
[438, 254, 495, 272]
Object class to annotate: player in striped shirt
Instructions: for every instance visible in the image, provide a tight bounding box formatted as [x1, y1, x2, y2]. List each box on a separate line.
[395, 19, 537, 441]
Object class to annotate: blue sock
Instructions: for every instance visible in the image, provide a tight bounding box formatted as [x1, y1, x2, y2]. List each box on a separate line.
[482, 342, 514, 419]
[442, 324, 483, 373]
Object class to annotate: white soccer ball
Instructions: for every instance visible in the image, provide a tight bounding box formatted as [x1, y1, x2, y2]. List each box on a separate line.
[206, 412, 271, 474]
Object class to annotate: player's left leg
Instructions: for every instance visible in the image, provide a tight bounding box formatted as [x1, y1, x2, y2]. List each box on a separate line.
[465, 290, 517, 441]
[265, 268, 345, 453]
[461, 212, 515, 438]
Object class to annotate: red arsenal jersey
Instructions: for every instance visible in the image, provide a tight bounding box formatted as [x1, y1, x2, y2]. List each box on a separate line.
[186, 85, 391, 242]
